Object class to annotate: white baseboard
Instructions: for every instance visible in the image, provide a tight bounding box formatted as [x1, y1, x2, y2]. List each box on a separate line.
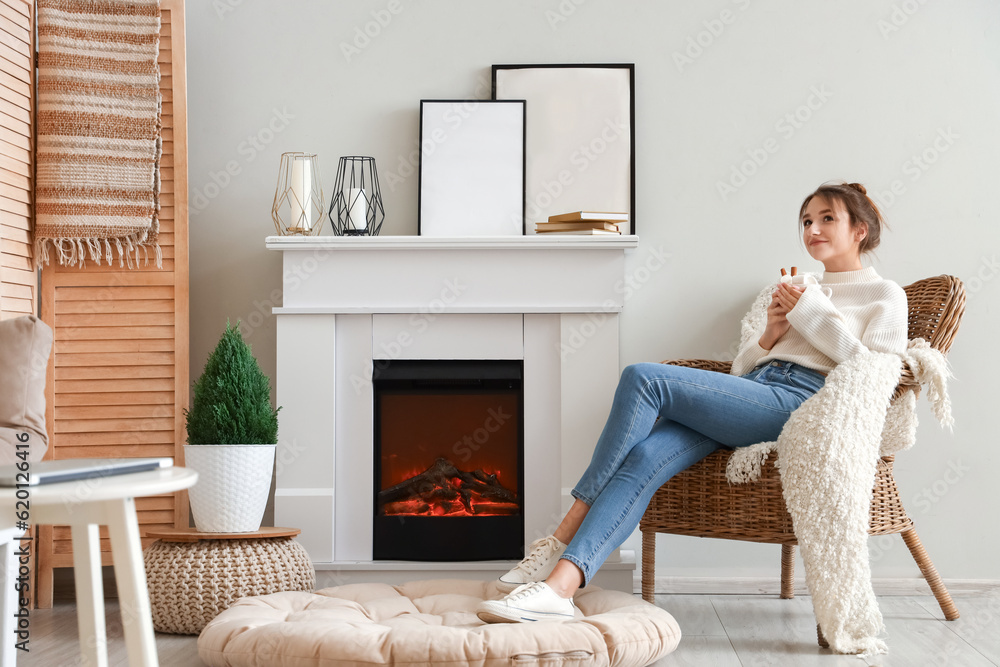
[635, 575, 1000, 597]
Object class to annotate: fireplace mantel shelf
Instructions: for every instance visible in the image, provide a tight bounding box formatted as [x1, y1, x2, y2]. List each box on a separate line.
[266, 234, 639, 251]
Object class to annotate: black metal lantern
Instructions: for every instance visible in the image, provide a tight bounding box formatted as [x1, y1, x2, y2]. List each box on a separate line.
[328, 156, 385, 236]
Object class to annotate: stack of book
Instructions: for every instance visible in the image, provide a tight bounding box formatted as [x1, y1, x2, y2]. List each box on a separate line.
[534, 211, 627, 235]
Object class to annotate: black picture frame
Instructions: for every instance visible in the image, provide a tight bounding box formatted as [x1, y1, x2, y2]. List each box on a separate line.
[417, 99, 527, 236]
[492, 63, 636, 236]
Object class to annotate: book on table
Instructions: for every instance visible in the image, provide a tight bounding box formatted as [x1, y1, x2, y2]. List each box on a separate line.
[535, 220, 623, 232]
[546, 211, 629, 223]
[0, 457, 173, 487]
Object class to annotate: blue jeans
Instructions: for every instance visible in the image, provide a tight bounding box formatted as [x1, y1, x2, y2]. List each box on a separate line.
[561, 360, 826, 586]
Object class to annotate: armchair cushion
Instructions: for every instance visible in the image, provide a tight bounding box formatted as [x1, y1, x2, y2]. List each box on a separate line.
[0, 315, 53, 464]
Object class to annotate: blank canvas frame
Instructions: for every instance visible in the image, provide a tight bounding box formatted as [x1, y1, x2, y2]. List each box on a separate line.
[418, 99, 526, 236]
[492, 64, 635, 235]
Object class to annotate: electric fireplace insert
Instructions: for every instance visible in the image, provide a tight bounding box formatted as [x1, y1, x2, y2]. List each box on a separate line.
[372, 359, 524, 561]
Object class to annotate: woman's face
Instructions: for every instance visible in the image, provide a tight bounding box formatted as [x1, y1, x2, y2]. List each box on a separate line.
[801, 196, 865, 271]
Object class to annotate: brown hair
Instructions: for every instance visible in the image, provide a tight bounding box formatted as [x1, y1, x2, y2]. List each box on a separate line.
[799, 181, 886, 255]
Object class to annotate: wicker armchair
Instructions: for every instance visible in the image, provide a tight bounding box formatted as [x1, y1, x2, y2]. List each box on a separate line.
[639, 275, 966, 635]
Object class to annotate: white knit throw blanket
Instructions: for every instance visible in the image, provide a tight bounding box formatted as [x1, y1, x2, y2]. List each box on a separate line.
[726, 280, 954, 655]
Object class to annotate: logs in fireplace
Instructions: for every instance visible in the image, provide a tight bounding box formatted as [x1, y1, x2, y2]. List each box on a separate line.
[378, 457, 519, 517]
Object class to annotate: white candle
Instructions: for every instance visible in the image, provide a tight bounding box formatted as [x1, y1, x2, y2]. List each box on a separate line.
[289, 157, 313, 231]
[349, 187, 368, 230]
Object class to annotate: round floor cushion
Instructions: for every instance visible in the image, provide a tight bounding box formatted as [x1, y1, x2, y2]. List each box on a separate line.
[197, 578, 680, 666]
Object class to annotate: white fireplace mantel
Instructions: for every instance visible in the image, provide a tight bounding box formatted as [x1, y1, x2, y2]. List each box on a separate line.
[268, 234, 639, 591]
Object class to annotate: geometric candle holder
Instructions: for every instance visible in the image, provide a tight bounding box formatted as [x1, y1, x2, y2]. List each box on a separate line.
[272, 152, 325, 236]
[328, 156, 385, 236]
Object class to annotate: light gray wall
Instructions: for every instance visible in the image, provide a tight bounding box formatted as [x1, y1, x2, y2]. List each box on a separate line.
[188, 0, 1000, 580]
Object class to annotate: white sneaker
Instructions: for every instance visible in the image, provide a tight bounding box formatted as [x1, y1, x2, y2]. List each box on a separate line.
[477, 582, 576, 624]
[497, 535, 567, 593]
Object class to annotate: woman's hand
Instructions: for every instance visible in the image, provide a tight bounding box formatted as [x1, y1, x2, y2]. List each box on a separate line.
[759, 283, 805, 350]
[774, 282, 804, 311]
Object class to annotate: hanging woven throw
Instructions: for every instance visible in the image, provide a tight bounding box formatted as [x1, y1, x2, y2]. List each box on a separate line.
[34, 0, 162, 269]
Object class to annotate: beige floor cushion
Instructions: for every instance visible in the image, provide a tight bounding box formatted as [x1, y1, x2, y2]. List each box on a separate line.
[198, 578, 680, 667]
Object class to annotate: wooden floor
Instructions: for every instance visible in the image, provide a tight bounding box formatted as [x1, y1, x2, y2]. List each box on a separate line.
[14, 594, 999, 666]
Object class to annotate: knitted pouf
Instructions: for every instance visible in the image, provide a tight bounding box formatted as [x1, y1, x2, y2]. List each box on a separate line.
[144, 537, 315, 635]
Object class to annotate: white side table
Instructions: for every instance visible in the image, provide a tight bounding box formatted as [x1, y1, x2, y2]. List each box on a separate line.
[0, 467, 197, 667]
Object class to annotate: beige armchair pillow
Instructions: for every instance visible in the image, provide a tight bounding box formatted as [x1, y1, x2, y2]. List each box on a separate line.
[0, 315, 53, 465]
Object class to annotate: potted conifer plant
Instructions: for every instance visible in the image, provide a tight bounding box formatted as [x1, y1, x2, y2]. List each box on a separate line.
[184, 321, 280, 532]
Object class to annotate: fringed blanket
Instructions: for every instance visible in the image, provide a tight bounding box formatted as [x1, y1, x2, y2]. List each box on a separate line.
[727, 280, 954, 656]
[34, 0, 162, 269]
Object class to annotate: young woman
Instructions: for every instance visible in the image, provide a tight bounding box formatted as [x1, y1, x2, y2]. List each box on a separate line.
[477, 182, 909, 623]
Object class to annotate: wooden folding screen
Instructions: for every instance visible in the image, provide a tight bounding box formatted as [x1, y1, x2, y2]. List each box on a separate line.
[36, 0, 189, 608]
[0, 0, 34, 320]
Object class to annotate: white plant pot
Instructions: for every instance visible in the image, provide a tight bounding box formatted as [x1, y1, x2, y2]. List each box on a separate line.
[183, 444, 276, 532]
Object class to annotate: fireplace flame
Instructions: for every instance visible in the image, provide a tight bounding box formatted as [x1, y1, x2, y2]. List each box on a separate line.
[378, 457, 519, 517]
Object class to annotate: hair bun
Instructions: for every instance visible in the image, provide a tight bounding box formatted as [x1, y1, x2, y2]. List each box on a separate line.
[846, 182, 868, 195]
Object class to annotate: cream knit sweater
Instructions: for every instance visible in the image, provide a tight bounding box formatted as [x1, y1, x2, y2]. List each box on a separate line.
[731, 266, 909, 376]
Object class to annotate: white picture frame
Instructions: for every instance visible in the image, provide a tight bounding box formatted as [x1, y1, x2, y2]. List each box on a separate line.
[493, 64, 635, 235]
[418, 100, 526, 236]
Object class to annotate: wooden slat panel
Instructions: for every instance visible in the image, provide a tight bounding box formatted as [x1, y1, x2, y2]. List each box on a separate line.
[0, 192, 30, 216]
[51, 258, 177, 274]
[0, 14, 30, 44]
[55, 285, 173, 301]
[54, 391, 175, 407]
[57, 444, 177, 458]
[51, 272, 175, 287]
[54, 351, 174, 367]
[38, 0, 190, 606]
[55, 298, 176, 314]
[52, 534, 171, 555]
[56, 364, 175, 380]
[0, 280, 31, 298]
[55, 312, 175, 327]
[50, 430, 175, 446]
[55, 377, 176, 393]
[0, 0, 31, 323]
[1, 237, 28, 256]
[56, 404, 175, 420]
[0, 1, 28, 24]
[0, 265, 32, 285]
[54, 324, 174, 340]
[0, 41, 30, 72]
[53, 338, 175, 353]
[0, 294, 30, 313]
[1, 221, 28, 242]
[54, 417, 175, 433]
